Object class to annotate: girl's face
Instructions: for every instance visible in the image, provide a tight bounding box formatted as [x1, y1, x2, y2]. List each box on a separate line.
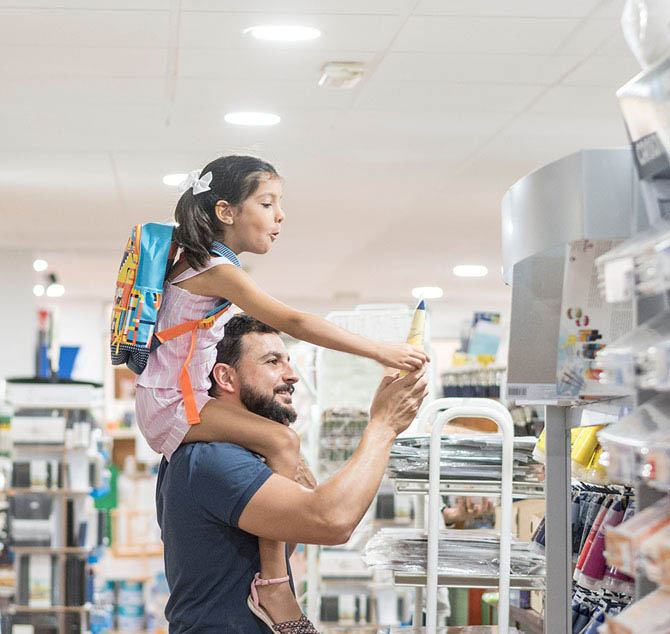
[227, 176, 284, 255]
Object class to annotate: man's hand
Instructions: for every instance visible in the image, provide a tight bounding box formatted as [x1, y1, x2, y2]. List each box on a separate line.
[294, 456, 317, 490]
[368, 368, 429, 437]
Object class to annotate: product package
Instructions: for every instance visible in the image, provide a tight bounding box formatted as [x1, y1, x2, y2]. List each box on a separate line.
[639, 523, 670, 587]
[363, 528, 545, 578]
[596, 311, 670, 392]
[387, 435, 542, 482]
[597, 394, 670, 485]
[604, 497, 670, 576]
[604, 587, 670, 634]
[557, 239, 633, 399]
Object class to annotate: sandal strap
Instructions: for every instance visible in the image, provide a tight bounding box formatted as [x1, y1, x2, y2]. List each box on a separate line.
[274, 614, 320, 633]
[249, 572, 290, 607]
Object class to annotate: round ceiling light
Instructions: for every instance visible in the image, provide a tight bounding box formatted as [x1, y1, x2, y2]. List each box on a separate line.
[412, 286, 444, 299]
[33, 259, 48, 272]
[46, 283, 65, 298]
[224, 112, 281, 126]
[33, 284, 45, 297]
[453, 264, 488, 278]
[244, 24, 321, 42]
[163, 173, 188, 187]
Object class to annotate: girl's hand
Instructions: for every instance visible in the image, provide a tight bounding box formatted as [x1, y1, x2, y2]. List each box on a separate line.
[375, 342, 429, 371]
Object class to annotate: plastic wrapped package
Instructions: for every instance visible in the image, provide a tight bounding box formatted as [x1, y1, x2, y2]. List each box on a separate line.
[595, 221, 670, 303]
[595, 312, 670, 392]
[640, 523, 670, 586]
[605, 587, 670, 634]
[647, 441, 670, 486]
[604, 497, 670, 576]
[597, 394, 670, 484]
[387, 435, 543, 482]
[363, 528, 545, 577]
[621, 0, 670, 69]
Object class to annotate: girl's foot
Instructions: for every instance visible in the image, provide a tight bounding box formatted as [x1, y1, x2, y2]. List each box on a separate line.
[248, 573, 320, 633]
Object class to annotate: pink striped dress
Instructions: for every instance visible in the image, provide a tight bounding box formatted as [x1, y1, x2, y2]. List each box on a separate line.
[135, 254, 239, 459]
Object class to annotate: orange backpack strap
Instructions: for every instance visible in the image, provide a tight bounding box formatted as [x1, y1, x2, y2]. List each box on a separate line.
[180, 327, 202, 425]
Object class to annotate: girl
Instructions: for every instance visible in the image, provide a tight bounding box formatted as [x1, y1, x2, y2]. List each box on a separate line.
[135, 155, 428, 633]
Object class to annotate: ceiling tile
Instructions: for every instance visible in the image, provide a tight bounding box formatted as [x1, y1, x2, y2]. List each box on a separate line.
[0, 46, 167, 77]
[528, 84, 622, 116]
[0, 8, 170, 47]
[178, 47, 373, 81]
[414, 0, 603, 18]
[392, 15, 581, 54]
[560, 52, 640, 86]
[554, 18, 620, 55]
[354, 80, 541, 114]
[182, 0, 412, 13]
[374, 51, 583, 85]
[179, 11, 401, 51]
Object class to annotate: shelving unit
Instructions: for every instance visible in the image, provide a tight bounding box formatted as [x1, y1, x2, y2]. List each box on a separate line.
[5, 378, 105, 634]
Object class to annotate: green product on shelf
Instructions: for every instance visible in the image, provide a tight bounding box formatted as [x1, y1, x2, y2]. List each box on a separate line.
[481, 591, 499, 626]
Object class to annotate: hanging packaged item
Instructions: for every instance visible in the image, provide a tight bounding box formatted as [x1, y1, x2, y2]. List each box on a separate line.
[604, 587, 670, 634]
[598, 394, 670, 485]
[647, 441, 670, 487]
[596, 311, 670, 392]
[604, 497, 670, 577]
[596, 221, 670, 303]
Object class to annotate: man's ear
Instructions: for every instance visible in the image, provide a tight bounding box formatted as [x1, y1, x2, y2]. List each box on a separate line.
[214, 200, 234, 225]
[211, 363, 236, 394]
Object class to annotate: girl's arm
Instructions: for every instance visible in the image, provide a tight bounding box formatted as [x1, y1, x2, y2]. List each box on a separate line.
[202, 265, 429, 371]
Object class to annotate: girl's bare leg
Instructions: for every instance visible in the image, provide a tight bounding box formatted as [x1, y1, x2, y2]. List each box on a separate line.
[184, 399, 304, 622]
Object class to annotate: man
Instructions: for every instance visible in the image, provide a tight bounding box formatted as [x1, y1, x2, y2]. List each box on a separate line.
[156, 314, 428, 633]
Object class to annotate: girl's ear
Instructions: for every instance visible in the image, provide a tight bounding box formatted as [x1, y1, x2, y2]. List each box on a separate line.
[211, 363, 236, 393]
[214, 200, 234, 225]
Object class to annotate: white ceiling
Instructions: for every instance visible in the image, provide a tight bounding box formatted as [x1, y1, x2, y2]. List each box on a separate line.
[0, 0, 638, 324]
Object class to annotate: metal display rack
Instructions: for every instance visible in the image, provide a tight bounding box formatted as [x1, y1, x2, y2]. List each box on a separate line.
[501, 148, 641, 634]
[386, 397, 518, 633]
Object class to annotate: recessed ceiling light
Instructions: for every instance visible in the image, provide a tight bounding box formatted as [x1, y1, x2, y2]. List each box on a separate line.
[224, 112, 281, 126]
[412, 286, 444, 299]
[33, 259, 48, 272]
[46, 283, 65, 298]
[163, 173, 188, 187]
[453, 264, 488, 278]
[244, 24, 321, 42]
[33, 284, 45, 297]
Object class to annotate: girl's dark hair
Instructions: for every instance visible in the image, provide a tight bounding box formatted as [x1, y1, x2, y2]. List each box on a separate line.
[174, 155, 279, 269]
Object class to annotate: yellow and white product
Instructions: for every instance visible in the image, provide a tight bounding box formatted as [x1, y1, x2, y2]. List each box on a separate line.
[571, 426, 603, 480]
[606, 587, 670, 634]
[533, 427, 583, 465]
[584, 445, 609, 485]
[399, 300, 426, 378]
[604, 497, 670, 576]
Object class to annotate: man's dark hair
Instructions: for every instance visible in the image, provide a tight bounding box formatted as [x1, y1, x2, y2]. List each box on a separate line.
[208, 314, 279, 396]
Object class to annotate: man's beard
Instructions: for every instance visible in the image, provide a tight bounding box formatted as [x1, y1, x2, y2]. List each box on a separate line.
[239, 381, 297, 425]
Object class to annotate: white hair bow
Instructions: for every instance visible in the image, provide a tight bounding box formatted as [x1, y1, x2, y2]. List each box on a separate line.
[179, 170, 213, 195]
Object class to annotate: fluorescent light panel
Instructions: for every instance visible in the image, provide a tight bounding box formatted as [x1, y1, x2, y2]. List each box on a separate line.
[453, 265, 488, 278]
[224, 112, 281, 126]
[245, 25, 321, 42]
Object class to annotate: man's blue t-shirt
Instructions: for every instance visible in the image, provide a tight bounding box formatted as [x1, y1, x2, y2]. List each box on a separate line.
[156, 442, 280, 633]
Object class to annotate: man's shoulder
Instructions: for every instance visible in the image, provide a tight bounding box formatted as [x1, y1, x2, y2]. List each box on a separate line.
[175, 442, 267, 481]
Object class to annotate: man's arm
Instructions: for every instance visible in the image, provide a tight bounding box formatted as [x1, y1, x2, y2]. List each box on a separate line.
[287, 456, 317, 556]
[238, 369, 427, 545]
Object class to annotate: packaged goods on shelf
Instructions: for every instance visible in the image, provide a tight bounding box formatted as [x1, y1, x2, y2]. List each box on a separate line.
[604, 587, 670, 634]
[639, 523, 670, 586]
[441, 367, 504, 399]
[604, 496, 670, 577]
[386, 435, 542, 482]
[596, 220, 670, 303]
[319, 408, 369, 473]
[363, 528, 545, 577]
[595, 311, 670, 392]
[597, 394, 670, 485]
[647, 441, 670, 487]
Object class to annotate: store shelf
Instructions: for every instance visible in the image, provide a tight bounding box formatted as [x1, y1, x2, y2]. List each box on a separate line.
[393, 572, 545, 590]
[393, 478, 545, 499]
[6, 488, 91, 497]
[11, 604, 90, 613]
[11, 547, 91, 555]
